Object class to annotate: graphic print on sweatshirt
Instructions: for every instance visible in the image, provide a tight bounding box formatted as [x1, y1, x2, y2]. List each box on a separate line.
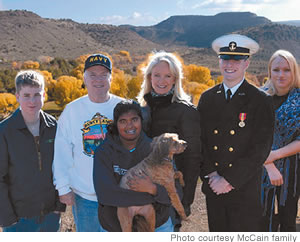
[81, 112, 112, 156]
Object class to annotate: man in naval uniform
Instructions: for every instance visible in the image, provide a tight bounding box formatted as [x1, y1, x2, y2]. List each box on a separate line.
[197, 34, 274, 231]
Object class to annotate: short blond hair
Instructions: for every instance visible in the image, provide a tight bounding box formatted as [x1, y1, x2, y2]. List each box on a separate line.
[264, 50, 300, 95]
[137, 51, 190, 106]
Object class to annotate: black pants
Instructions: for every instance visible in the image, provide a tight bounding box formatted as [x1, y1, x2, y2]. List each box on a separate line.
[262, 186, 299, 232]
[206, 193, 263, 232]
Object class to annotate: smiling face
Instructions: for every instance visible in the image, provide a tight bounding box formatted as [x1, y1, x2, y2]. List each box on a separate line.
[219, 58, 249, 86]
[117, 110, 142, 147]
[270, 56, 293, 95]
[16, 85, 45, 121]
[84, 65, 111, 103]
[150, 61, 175, 95]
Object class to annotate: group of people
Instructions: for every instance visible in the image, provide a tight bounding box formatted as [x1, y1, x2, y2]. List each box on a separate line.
[0, 33, 299, 232]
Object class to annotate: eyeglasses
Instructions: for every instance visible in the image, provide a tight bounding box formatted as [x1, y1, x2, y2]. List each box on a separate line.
[88, 73, 110, 80]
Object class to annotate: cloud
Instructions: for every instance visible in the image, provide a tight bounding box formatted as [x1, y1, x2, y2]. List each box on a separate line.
[98, 12, 164, 26]
[191, 0, 282, 11]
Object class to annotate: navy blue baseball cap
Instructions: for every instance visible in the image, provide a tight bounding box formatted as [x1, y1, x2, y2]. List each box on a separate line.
[84, 54, 112, 72]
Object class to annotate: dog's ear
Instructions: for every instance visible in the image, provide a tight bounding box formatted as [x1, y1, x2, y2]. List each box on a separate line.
[151, 136, 159, 149]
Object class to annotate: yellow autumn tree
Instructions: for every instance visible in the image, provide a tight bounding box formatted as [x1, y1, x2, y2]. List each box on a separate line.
[12, 61, 22, 70]
[183, 64, 211, 85]
[53, 75, 87, 108]
[110, 68, 128, 98]
[0, 93, 19, 118]
[70, 63, 84, 80]
[185, 82, 210, 105]
[216, 75, 223, 85]
[76, 54, 91, 64]
[21, 61, 40, 70]
[119, 50, 132, 63]
[206, 79, 216, 87]
[41, 70, 57, 101]
[127, 76, 143, 100]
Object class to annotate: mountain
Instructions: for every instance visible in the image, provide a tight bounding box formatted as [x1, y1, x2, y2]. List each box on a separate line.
[123, 12, 271, 47]
[277, 20, 300, 27]
[238, 23, 300, 59]
[0, 10, 300, 76]
[0, 10, 161, 61]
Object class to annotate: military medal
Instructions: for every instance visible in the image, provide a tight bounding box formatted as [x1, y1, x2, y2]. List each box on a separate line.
[239, 113, 246, 127]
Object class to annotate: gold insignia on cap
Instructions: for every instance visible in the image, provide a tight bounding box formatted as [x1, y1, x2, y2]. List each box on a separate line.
[229, 41, 237, 51]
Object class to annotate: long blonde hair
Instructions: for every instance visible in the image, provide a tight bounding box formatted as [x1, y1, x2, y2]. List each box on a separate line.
[137, 51, 190, 106]
[264, 49, 300, 95]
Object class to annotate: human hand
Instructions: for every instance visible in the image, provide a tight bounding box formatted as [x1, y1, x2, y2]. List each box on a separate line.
[264, 150, 279, 165]
[204, 171, 219, 184]
[127, 175, 157, 195]
[264, 163, 283, 186]
[59, 191, 75, 206]
[209, 176, 234, 195]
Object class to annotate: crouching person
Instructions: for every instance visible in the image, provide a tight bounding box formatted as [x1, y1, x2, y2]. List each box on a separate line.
[93, 100, 180, 232]
[0, 70, 65, 232]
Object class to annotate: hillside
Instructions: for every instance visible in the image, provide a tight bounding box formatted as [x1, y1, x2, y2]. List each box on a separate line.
[236, 23, 300, 74]
[0, 10, 300, 76]
[277, 20, 300, 27]
[124, 12, 271, 47]
[0, 10, 162, 62]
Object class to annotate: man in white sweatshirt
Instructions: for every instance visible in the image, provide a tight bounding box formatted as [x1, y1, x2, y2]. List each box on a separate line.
[52, 54, 124, 231]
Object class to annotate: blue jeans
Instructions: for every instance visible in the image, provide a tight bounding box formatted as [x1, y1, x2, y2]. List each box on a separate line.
[2, 212, 60, 232]
[72, 193, 101, 232]
[99, 216, 174, 232]
[155, 217, 174, 232]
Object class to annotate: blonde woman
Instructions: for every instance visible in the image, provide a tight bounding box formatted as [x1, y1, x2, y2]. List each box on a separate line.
[262, 50, 300, 231]
[137, 51, 202, 231]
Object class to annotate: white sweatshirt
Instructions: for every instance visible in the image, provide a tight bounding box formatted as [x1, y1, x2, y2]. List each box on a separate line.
[52, 94, 124, 201]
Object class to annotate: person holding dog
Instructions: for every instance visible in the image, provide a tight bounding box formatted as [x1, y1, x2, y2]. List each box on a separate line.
[137, 51, 202, 231]
[197, 34, 274, 231]
[93, 100, 177, 231]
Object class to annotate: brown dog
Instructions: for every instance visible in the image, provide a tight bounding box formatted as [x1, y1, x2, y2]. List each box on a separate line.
[117, 133, 188, 232]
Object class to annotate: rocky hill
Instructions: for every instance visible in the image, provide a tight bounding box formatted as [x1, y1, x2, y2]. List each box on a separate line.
[123, 12, 271, 47]
[0, 10, 300, 76]
[0, 10, 162, 62]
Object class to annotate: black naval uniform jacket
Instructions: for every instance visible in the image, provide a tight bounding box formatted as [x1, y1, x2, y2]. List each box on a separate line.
[197, 80, 274, 202]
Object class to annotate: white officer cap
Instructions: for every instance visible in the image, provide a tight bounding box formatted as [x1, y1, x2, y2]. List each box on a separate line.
[212, 34, 259, 60]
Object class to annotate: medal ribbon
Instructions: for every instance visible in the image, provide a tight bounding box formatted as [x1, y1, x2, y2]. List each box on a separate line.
[239, 113, 247, 122]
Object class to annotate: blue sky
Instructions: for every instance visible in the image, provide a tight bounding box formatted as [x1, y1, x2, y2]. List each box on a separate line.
[0, 0, 299, 26]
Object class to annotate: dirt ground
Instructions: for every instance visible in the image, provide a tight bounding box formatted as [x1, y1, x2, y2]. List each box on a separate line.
[58, 181, 209, 232]
[1, 181, 299, 232]
[59, 181, 300, 232]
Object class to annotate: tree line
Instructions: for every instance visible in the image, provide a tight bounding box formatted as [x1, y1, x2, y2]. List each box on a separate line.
[0, 50, 261, 120]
